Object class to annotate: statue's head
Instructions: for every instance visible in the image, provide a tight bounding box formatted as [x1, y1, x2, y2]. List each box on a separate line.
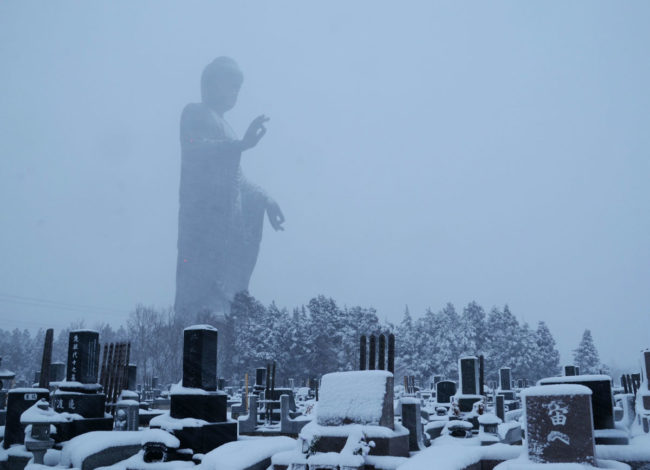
[201, 57, 244, 114]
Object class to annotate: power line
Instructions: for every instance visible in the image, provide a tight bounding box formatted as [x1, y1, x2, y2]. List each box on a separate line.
[0, 292, 129, 317]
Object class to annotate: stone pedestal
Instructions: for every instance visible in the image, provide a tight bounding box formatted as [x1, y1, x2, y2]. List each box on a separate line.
[170, 392, 227, 422]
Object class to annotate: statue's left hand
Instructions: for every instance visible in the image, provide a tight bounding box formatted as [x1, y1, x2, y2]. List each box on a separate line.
[266, 199, 285, 231]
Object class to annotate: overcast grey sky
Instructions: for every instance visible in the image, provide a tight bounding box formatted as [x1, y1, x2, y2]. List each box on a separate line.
[1, 1, 648, 369]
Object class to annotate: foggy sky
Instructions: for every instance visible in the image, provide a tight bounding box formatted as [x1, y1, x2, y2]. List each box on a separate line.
[1, 1, 648, 369]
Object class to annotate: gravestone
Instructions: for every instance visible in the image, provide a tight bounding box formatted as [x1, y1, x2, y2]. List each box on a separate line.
[499, 368, 511, 391]
[564, 365, 578, 377]
[457, 356, 481, 412]
[127, 364, 137, 391]
[255, 367, 266, 393]
[499, 367, 515, 400]
[495, 394, 505, 422]
[523, 385, 595, 465]
[166, 324, 236, 454]
[50, 362, 65, 382]
[460, 356, 479, 395]
[378, 334, 386, 371]
[303, 370, 408, 458]
[401, 398, 426, 451]
[66, 330, 100, 383]
[369, 335, 376, 370]
[359, 335, 367, 370]
[53, 330, 113, 441]
[183, 325, 217, 390]
[3, 388, 50, 448]
[436, 380, 456, 404]
[539, 375, 614, 429]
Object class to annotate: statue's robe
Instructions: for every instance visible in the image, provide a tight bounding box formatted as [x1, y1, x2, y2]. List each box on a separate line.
[174, 102, 267, 321]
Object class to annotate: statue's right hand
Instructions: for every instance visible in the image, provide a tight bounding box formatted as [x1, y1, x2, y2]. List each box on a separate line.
[240, 114, 269, 151]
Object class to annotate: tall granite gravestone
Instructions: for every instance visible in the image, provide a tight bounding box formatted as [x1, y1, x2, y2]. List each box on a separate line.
[523, 385, 595, 465]
[182, 326, 217, 390]
[66, 330, 99, 383]
[166, 325, 237, 454]
[127, 364, 137, 391]
[456, 356, 482, 412]
[3, 388, 50, 448]
[495, 394, 505, 422]
[53, 330, 112, 441]
[436, 380, 456, 404]
[498, 367, 515, 400]
[255, 367, 266, 394]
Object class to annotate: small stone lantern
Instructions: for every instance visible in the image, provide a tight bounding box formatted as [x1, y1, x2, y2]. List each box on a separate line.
[21, 399, 57, 464]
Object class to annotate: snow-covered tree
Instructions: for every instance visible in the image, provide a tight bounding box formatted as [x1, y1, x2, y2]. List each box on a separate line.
[573, 329, 600, 374]
[459, 301, 486, 357]
[535, 321, 560, 379]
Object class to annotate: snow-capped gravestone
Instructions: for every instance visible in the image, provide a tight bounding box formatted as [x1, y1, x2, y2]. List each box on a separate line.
[152, 324, 236, 455]
[66, 330, 100, 383]
[317, 370, 394, 428]
[436, 380, 456, 404]
[498, 367, 514, 400]
[523, 385, 595, 465]
[640, 349, 650, 412]
[298, 370, 409, 457]
[182, 325, 217, 390]
[54, 330, 112, 440]
[456, 356, 482, 412]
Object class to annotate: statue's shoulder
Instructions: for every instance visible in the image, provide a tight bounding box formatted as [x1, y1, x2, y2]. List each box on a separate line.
[181, 102, 210, 122]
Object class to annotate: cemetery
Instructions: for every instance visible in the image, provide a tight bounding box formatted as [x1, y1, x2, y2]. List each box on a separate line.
[0, 327, 648, 470]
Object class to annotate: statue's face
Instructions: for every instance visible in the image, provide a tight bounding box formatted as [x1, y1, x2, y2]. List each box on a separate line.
[205, 74, 242, 113]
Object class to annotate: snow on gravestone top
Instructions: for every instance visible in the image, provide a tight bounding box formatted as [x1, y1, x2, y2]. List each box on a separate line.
[317, 370, 394, 428]
[522, 385, 595, 465]
[184, 324, 218, 332]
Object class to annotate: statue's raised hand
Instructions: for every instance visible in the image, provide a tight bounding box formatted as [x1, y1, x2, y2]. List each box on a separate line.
[240, 114, 269, 151]
[266, 199, 285, 231]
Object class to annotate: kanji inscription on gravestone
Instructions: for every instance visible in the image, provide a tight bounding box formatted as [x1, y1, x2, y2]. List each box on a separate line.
[524, 385, 595, 465]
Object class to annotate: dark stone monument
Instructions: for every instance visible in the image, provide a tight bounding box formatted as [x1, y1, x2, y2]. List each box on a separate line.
[643, 349, 650, 391]
[127, 364, 137, 391]
[564, 365, 578, 377]
[436, 380, 456, 404]
[359, 335, 367, 370]
[388, 334, 395, 374]
[54, 329, 112, 441]
[523, 385, 595, 465]
[182, 326, 217, 390]
[174, 57, 284, 321]
[401, 399, 427, 451]
[3, 388, 50, 448]
[539, 375, 614, 430]
[457, 356, 481, 412]
[460, 356, 479, 395]
[378, 334, 386, 371]
[499, 367, 511, 391]
[495, 394, 505, 422]
[50, 362, 65, 382]
[369, 335, 376, 370]
[167, 324, 236, 454]
[66, 330, 100, 383]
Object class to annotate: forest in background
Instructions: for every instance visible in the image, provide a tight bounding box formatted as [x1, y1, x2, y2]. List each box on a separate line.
[0, 292, 606, 388]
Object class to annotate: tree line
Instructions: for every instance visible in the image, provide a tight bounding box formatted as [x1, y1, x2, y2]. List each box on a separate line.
[0, 293, 604, 388]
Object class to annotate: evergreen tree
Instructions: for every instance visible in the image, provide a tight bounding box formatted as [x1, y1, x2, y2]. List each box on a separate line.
[573, 329, 600, 374]
[535, 321, 560, 379]
[459, 301, 486, 357]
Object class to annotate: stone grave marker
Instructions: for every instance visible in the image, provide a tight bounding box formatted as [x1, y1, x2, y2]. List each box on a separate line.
[523, 384, 595, 465]
[66, 330, 100, 383]
[436, 380, 456, 404]
[3, 387, 50, 448]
